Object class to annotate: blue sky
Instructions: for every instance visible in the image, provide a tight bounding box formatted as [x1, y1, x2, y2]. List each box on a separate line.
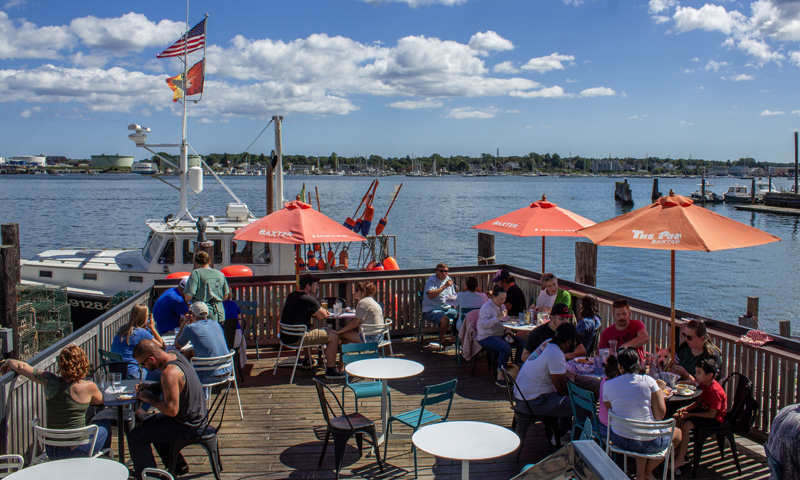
[1, 0, 800, 163]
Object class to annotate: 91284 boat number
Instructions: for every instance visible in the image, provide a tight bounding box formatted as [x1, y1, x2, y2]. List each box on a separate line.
[69, 299, 108, 310]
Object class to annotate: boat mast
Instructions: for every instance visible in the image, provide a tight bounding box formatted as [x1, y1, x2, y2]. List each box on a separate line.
[273, 115, 284, 207]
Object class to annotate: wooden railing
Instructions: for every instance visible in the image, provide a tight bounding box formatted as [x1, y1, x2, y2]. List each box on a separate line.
[4, 264, 797, 456]
[0, 290, 149, 458]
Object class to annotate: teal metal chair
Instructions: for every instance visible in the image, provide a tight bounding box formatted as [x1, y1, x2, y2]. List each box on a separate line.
[383, 379, 457, 478]
[566, 381, 603, 445]
[454, 306, 479, 366]
[98, 349, 123, 365]
[341, 342, 387, 414]
[237, 300, 260, 360]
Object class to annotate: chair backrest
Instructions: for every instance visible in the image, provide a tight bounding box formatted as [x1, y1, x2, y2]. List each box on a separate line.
[191, 350, 235, 387]
[361, 320, 392, 336]
[278, 322, 309, 344]
[606, 412, 675, 455]
[416, 379, 457, 424]
[567, 381, 598, 419]
[584, 324, 601, 357]
[507, 370, 536, 417]
[722, 372, 758, 434]
[33, 418, 98, 459]
[99, 349, 123, 364]
[499, 367, 517, 411]
[313, 378, 354, 430]
[578, 418, 594, 441]
[237, 300, 258, 316]
[764, 445, 781, 479]
[0, 454, 23, 478]
[456, 307, 480, 330]
[341, 342, 380, 364]
[203, 379, 230, 435]
[93, 361, 144, 380]
[142, 467, 175, 480]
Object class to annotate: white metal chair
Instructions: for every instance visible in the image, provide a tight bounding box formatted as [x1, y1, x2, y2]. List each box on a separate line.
[31, 418, 104, 464]
[0, 455, 23, 478]
[192, 350, 243, 420]
[273, 323, 324, 383]
[142, 467, 175, 480]
[361, 319, 394, 357]
[606, 411, 676, 480]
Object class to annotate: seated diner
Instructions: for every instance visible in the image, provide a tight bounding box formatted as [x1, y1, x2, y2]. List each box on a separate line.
[670, 319, 722, 383]
[477, 286, 526, 388]
[522, 302, 586, 362]
[110, 304, 165, 379]
[598, 299, 649, 362]
[533, 272, 571, 314]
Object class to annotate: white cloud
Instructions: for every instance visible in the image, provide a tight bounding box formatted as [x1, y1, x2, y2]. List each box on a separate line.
[360, 0, 465, 6]
[0, 11, 72, 59]
[520, 53, 575, 74]
[705, 60, 730, 72]
[653, 15, 671, 24]
[790, 51, 800, 66]
[468, 31, 514, 56]
[579, 86, 616, 97]
[69, 13, 183, 53]
[729, 73, 755, 81]
[649, 0, 677, 15]
[4, 0, 26, 8]
[510, 86, 569, 98]
[493, 61, 518, 74]
[760, 109, 785, 116]
[680, 67, 694, 73]
[679, 120, 694, 126]
[673, 4, 744, 35]
[628, 114, 649, 120]
[446, 106, 499, 119]
[792, 110, 800, 115]
[387, 98, 444, 109]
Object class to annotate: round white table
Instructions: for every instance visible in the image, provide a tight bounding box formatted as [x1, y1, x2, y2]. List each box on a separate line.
[345, 358, 424, 444]
[6, 457, 129, 479]
[501, 321, 537, 332]
[412, 421, 520, 480]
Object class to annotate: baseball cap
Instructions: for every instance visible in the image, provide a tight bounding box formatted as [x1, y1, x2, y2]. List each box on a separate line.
[179, 277, 188, 288]
[492, 269, 511, 283]
[189, 302, 209, 318]
[551, 302, 571, 317]
[299, 273, 321, 289]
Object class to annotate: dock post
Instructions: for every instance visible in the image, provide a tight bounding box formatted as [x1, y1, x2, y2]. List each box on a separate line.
[0, 246, 19, 359]
[574, 242, 597, 286]
[1, 224, 20, 285]
[779, 321, 792, 338]
[746, 296, 759, 318]
[614, 179, 633, 206]
[477, 233, 495, 266]
[751, 177, 756, 204]
[651, 178, 661, 203]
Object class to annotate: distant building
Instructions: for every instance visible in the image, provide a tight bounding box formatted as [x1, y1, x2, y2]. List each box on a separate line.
[90, 154, 134, 169]
[707, 167, 728, 176]
[46, 156, 68, 165]
[592, 159, 621, 172]
[0, 157, 5, 164]
[504, 161, 520, 170]
[769, 166, 798, 176]
[728, 166, 752, 177]
[9, 155, 46, 166]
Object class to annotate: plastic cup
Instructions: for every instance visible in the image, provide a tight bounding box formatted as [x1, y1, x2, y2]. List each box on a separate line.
[93, 372, 106, 389]
[609, 340, 618, 356]
[111, 373, 122, 387]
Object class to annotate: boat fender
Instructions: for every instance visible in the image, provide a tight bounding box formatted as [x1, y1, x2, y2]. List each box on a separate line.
[382, 256, 399, 270]
[366, 260, 375, 271]
[339, 249, 349, 270]
[375, 218, 388, 235]
[372, 264, 385, 271]
[166, 271, 191, 279]
[317, 256, 326, 270]
[307, 250, 317, 270]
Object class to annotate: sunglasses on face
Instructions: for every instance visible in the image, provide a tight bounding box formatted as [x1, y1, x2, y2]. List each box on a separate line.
[684, 334, 695, 341]
[438, 269, 448, 273]
[137, 356, 151, 367]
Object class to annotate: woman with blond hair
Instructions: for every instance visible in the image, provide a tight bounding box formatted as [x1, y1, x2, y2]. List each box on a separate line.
[1, 345, 111, 459]
[111, 304, 165, 379]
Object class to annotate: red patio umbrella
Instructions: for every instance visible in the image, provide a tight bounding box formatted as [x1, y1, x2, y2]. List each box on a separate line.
[577, 190, 781, 356]
[471, 195, 595, 273]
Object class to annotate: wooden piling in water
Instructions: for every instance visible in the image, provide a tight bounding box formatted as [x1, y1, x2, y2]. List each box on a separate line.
[779, 320, 792, 338]
[651, 178, 661, 202]
[0, 246, 19, 359]
[574, 242, 597, 286]
[477, 233, 495, 266]
[614, 179, 633, 205]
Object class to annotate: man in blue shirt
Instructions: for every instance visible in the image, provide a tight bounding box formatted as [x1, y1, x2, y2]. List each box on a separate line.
[176, 302, 232, 384]
[153, 277, 190, 335]
[422, 262, 457, 347]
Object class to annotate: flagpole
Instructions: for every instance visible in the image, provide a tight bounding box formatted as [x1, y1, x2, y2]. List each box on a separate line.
[178, 0, 192, 222]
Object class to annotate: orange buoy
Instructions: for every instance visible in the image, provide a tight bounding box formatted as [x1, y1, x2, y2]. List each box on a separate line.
[339, 249, 349, 270]
[317, 256, 326, 270]
[382, 256, 399, 270]
[327, 249, 335, 265]
[307, 249, 317, 269]
[366, 260, 375, 271]
[220, 265, 253, 277]
[372, 264, 385, 271]
[165, 271, 191, 279]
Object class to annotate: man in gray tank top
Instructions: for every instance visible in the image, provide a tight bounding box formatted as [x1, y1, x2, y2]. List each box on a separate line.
[129, 339, 208, 478]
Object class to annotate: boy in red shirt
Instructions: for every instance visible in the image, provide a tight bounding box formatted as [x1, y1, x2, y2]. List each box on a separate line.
[674, 358, 727, 470]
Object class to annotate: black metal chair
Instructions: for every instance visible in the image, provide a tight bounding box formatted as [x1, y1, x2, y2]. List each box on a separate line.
[691, 372, 758, 477]
[502, 367, 562, 462]
[167, 380, 229, 480]
[314, 378, 382, 480]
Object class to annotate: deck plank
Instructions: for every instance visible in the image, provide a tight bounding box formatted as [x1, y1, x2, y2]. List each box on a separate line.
[118, 339, 771, 479]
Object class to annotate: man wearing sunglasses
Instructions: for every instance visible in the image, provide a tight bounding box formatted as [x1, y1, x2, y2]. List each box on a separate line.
[421, 262, 458, 347]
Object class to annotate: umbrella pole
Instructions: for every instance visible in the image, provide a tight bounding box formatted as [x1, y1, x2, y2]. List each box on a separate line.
[541, 237, 546, 274]
[670, 250, 676, 359]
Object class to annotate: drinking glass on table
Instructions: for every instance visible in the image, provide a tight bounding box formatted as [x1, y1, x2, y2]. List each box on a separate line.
[609, 340, 618, 357]
[93, 372, 106, 390]
[111, 373, 122, 388]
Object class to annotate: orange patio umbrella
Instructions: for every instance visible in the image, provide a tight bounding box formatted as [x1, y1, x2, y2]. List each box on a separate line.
[233, 200, 366, 282]
[577, 190, 781, 356]
[471, 195, 595, 273]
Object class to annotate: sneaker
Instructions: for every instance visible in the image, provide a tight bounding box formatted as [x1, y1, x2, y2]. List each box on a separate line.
[495, 378, 507, 388]
[325, 368, 345, 379]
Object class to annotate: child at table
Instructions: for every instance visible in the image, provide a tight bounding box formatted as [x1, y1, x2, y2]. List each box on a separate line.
[597, 355, 621, 439]
[673, 358, 727, 471]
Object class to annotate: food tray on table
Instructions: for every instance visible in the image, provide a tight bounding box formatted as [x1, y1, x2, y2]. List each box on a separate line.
[568, 357, 597, 375]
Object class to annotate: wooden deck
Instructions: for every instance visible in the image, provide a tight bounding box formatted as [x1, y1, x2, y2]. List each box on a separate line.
[149, 339, 770, 480]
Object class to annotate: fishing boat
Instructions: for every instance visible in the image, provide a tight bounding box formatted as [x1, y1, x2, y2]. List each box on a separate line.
[723, 185, 752, 203]
[20, 19, 297, 325]
[689, 183, 723, 203]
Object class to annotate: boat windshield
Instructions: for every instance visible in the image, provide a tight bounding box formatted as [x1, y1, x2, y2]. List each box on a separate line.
[142, 231, 159, 263]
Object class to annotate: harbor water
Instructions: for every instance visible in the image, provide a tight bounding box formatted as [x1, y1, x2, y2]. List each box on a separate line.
[1, 173, 797, 335]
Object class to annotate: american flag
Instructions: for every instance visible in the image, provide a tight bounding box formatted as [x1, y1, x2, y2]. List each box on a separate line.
[157, 18, 206, 58]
